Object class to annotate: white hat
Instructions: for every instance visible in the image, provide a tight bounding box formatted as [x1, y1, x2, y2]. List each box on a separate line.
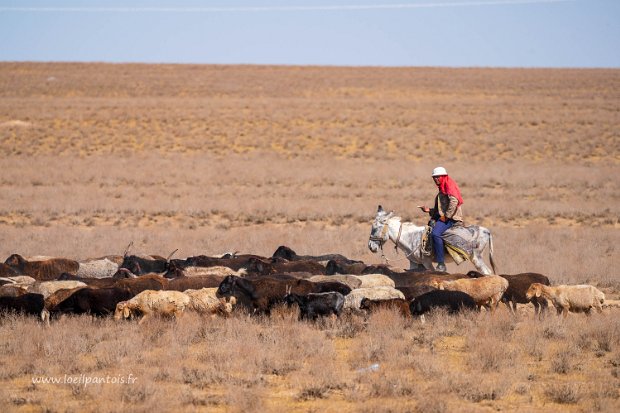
[432, 166, 447, 177]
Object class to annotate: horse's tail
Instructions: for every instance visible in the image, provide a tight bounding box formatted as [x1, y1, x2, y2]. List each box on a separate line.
[488, 230, 497, 274]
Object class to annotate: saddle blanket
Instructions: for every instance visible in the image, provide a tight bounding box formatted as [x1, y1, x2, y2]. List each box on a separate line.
[442, 225, 480, 264]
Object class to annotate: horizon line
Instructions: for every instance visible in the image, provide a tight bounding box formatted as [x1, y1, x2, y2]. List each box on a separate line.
[1, 60, 615, 70]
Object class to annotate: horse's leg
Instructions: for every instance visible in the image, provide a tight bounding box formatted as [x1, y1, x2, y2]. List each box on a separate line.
[420, 257, 434, 271]
[471, 252, 492, 275]
[408, 260, 427, 271]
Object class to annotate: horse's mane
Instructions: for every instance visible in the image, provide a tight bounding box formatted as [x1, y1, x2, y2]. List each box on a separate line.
[388, 214, 425, 228]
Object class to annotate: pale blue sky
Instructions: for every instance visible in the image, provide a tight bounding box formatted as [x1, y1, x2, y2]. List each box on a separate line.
[1, 0, 618, 67]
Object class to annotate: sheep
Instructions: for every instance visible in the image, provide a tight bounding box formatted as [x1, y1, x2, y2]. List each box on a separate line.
[525, 283, 605, 318]
[0, 276, 37, 285]
[187, 266, 246, 277]
[114, 290, 191, 324]
[0, 284, 28, 298]
[24, 256, 55, 261]
[352, 274, 396, 288]
[27, 281, 88, 299]
[344, 286, 405, 310]
[431, 275, 508, 312]
[76, 258, 119, 279]
[184, 287, 236, 316]
[308, 275, 362, 290]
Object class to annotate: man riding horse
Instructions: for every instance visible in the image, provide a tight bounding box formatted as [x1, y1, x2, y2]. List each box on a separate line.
[367, 166, 497, 275]
[418, 166, 463, 272]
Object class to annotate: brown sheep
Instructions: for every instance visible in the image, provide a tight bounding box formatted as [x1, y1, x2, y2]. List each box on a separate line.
[431, 275, 509, 312]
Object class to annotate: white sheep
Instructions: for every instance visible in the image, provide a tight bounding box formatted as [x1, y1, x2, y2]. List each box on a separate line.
[0, 276, 36, 285]
[525, 283, 605, 317]
[181, 266, 247, 278]
[431, 275, 509, 312]
[309, 275, 362, 289]
[352, 274, 396, 288]
[27, 281, 88, 299]
[76, 258, 119, 278]
[344, 286, 405, 310]
[24, 256, 55, 261]
[184, 287, 236, 316]
[114, 290, 191, 324]
[0, 284, 28, 297]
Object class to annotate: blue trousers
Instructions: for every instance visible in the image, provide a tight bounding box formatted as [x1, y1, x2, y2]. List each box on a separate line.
[431, 220, 455, 264]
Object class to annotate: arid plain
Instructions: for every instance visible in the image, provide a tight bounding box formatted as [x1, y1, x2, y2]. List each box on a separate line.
[0, 63, 618, 412]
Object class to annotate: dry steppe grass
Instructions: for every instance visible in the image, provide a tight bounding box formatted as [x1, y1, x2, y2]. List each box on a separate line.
[0, 63, 619, 411]
[1, 309, 618, 413]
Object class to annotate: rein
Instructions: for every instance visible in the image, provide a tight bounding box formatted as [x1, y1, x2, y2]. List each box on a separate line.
[371, 219, 415, 264]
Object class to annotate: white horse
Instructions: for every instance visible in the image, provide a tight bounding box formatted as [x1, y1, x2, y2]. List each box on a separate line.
[367, 205, 497, 275]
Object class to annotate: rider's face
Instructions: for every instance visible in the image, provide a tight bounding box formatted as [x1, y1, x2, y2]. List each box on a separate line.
[433, 176, 440, 185]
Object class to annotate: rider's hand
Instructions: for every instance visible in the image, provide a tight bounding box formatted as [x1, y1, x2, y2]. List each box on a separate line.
[419, 205, 430, 213]
[439, 216, 446, 222]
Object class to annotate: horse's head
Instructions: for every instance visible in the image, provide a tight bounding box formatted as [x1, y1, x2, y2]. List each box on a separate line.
[368, 205, 393, 253]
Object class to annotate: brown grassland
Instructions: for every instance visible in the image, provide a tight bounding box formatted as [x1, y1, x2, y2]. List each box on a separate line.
[0, 62, 619, 412]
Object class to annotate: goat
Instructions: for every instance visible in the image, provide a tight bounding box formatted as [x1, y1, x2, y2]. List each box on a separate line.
[359, 297, 411, 318]
[5, 254, 79, 281]
[0, 293, 45, 317]
[272, 246, 361, 265]
[409, 290, 476, 316]
[283, 292, 345, 320]
[216, 275, 317, 314]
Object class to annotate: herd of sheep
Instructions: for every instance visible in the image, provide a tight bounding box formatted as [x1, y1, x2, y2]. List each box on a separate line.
[0, 245, 609, 324]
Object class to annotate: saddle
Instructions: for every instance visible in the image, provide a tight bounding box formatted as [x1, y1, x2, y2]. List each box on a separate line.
[421, 222, 480, 265]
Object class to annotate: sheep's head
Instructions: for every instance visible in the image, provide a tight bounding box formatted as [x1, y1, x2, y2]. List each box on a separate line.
[114, 301, 132, 320]
[525, 283, 542, 300]
[359, 297, 371, 311]
[218, 297, 236, 314]
[429, 280, 444, 290]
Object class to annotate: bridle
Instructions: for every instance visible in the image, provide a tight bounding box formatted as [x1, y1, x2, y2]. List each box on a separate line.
[369, 217, 392, 262]
[369, 218, 390, 246]
[369, 216, 415, 264]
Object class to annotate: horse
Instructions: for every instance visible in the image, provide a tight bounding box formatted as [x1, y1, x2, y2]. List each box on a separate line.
[367, 205, 497, 275]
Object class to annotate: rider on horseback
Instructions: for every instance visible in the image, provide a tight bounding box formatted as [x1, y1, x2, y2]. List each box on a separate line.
[419, 166, 463, 272]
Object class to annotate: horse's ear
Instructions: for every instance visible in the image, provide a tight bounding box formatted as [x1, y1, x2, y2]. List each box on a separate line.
[377, 205, 383, 212]
[386, 211, 394, 219]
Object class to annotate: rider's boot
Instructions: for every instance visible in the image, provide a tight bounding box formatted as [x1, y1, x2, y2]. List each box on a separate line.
[436, 262, 447, 272]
